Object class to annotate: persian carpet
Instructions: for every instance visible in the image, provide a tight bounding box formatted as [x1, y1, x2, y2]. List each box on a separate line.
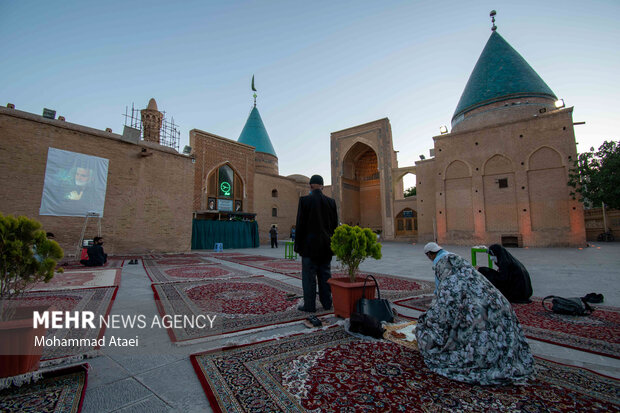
[58, 258, 123, 271]
[0, 364, 88, 413]
[214, 255, 434, 300]
[17, 287, 118, 361]
[28, 269, 121, 291]
[144, 263, 254, 284]
[151, 277, 331, 342]
[216, 257, 302, 275]
[395, 296, 620, 359]
[217, 255, 280, 263]
[191, 327, 620, 413]
[143, 257, 215, 268]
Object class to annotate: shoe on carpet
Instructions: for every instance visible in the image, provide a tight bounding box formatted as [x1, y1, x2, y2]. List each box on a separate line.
[582, 293, 604, 303]
[303, 316, 322, 328]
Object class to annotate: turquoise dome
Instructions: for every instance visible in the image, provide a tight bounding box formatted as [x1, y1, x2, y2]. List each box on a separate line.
[238, 107, 277, 157]
[452, 31, 556, 123]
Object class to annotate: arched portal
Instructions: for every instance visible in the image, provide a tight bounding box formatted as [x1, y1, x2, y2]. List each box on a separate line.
[395, 208, 417, 237]
[341, 142, 381, 230]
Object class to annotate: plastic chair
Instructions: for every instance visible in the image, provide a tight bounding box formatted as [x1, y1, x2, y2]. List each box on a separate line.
[471, 247, 493, 268]
[214, 243, 223, 252]
[284, 241, 297, 260]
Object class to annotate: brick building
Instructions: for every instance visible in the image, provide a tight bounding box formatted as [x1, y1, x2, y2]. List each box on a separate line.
[330, 29, 587, 247]
[0, 101, 193, 257]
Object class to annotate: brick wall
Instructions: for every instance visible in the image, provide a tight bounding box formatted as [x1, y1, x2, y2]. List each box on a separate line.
[254, 173, 306, 244]
[0, 107, 194, 257]
[189, 129, 255, 212]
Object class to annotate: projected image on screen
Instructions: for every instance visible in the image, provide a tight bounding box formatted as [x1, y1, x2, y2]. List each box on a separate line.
[39, 148, 109, 217]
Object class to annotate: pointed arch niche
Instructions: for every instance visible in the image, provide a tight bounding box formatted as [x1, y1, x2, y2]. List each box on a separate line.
[205, 163, 244, 212]
[527, 146, 569, 230]
[483, 154, 518, 232]
[444, 160, 474, 232]
[342, 142, 381, 229]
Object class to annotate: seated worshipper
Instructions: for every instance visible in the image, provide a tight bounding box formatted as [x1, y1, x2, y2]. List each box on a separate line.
[415, 242, 534, 385]
[80, 236, 107, 267]
[477, 244, 533, 304]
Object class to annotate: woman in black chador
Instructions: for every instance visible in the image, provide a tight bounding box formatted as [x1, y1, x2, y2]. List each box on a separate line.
[477, 244, 533, 303]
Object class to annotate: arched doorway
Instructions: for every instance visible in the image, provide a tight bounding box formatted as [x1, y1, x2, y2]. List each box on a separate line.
[395, 208, 417, 237]
[341, 142, 381, 230]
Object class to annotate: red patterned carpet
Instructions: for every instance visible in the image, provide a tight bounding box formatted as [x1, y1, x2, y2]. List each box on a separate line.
[191, 327, 620, 412]
[16, 287, 118, 361]
[144, 263, 254, 283]
[58, 258, 124, 271]
[395, 296, 620, 359]
[144, 257, 215, 268]
[0, 364, 88, 412]
[29, 269, 121, 291]
[152, 277, 331, 342]
[214, 255, 434, 300]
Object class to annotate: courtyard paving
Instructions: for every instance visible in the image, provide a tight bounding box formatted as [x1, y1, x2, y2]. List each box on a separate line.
[77, 241, 620, 412]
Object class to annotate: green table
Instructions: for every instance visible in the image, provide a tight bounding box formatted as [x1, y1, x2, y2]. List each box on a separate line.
[471, 247, 493, 268]
[285, 241, 297, 260]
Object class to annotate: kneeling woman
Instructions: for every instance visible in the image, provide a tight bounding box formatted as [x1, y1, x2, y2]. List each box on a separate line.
[416, 243, 534, 385]
[477, 244, 533, 304]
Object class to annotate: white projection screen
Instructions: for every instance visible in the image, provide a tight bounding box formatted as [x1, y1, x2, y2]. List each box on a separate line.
[39, 148, 109, 217]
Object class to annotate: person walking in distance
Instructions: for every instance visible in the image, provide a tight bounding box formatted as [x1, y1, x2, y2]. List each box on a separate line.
[269, 225, 278, 248]
[294, 175, 338, 312]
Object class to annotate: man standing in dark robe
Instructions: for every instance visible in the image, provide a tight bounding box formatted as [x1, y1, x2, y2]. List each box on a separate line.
[294, 175, 338, 312]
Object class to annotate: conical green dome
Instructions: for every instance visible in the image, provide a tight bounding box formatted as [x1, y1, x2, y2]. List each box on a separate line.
[238, 107, 277, 157]
[452, 31, 556, 124]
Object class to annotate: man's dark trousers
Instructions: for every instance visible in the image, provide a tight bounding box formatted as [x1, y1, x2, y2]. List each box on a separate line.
[301, 256, 332, 311]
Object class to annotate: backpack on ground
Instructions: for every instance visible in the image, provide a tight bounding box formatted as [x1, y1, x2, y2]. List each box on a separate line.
[542, 295, 593, 316]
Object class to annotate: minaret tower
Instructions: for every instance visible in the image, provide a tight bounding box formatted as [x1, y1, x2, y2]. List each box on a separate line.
[141, 98, 163, 144]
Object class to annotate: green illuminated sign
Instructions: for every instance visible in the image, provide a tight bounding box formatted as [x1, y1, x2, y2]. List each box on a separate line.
[220, 182, 231, 196]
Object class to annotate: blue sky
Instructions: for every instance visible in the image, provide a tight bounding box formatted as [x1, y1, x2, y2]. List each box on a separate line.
[2, 0, 619, 189]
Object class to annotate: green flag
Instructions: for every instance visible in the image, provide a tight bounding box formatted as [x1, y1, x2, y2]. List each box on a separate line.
[251, 75, 257, 91]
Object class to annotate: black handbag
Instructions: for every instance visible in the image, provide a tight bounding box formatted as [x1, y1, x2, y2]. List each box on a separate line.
[354, 274, 395, 323]
[542, 295, 593, 316]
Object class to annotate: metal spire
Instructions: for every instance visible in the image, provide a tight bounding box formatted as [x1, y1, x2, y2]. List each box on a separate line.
[490, 10, 497, 31]
[251, 75, 257, 107]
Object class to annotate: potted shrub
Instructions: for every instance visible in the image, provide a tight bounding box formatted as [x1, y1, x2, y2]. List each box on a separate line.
[0, 213, 63, 378]
[327, 224, 382, 318]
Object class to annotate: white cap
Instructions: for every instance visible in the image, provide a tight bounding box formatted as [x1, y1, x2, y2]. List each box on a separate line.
[423, 242, 442, 254]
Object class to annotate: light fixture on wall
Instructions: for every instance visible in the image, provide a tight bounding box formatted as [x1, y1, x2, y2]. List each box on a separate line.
[439, 125, 448, 134]
[183, 145, 192, 155]
[419, 155, 426, 160]
[554, 99, 565, 109]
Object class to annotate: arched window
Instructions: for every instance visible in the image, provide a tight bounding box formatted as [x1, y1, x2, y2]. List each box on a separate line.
[272, 189, 278, 198]
[206, 164, 243, 212]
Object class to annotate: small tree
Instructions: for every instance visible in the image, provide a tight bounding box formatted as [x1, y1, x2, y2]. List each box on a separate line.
[0, 214, 63, 321]
[404, 186, 417, 198]
[330, 224, 382, 282]
[568, 140, 620, 209]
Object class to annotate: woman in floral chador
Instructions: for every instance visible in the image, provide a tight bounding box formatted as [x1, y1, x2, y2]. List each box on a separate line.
[415, 242, 534, 385]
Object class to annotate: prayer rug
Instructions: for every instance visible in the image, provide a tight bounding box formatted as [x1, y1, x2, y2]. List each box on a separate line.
[217, 255, 279, 263]
[152, 278, 331, 342]
[217, 257, 302, 275]
[150, 253, 203, 259]
[144, 263, 254, 284]
[191, 327, 620, 412]
[58, 258, 123, 271]
[395, 296, 620, 359]
[215, 255, 434, 300]
[143, 257, 215, 268]
[15, 287, 117, 361]
[28, 269, 121, 291]
[0, 364, 88, 413]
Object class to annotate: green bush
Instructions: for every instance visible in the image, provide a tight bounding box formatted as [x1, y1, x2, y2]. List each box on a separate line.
[330, 224, 382, 282]
[0, 213, 63, 321]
